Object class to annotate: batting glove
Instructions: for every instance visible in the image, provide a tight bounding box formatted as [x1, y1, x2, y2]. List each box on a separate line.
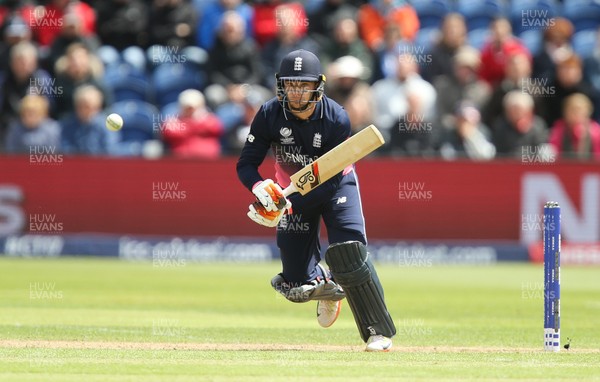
[252, 179, 289, 212]
[247, 199, 291, 227]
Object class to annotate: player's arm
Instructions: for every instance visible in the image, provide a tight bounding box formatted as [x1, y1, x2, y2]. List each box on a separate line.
[236, 106, 272, 190]
[326, 109, 352, 152]
[236, 107, 288, 207]
[237, 106, 290, 226]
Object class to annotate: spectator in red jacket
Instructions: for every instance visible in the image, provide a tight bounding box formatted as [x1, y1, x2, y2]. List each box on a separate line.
[31, 0, 96, 47]
[479, 17, 530, 87]
[161, 89, 224, 159]
[260, 3, 319, 89]
[549, 93, 600, 160]
[252, 0, 307, 48]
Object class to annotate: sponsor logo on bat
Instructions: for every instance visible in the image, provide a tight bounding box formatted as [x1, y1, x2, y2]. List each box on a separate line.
[295, 170, 315, 190]
[295, 163, 320, 190]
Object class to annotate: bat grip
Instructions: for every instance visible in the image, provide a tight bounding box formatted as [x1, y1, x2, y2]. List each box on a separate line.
[282, 184, 296, 197]
[253, 184, 296, 211]
[271, 184, 296, 210]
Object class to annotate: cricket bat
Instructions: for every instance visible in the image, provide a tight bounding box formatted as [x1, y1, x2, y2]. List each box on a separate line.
[282, 124, 384, 197]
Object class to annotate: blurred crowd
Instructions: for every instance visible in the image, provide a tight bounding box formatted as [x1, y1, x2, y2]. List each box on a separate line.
[1, 0, 600, 160]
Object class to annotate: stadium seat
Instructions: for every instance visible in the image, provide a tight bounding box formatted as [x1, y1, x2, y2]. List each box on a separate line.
[518, 29, 544, 56]
[563, 0, 600, 32]
[415, 27, 441, 52]
[146, 45, 191, 71]
[584, 52, 600, 93]
[96, 45, 121, 69]
[104, 63, 152, 103]
[572, 29, 598, 58]
[456, 0, 507, 31]
[510, 0, 562, 35]
[160, 101, 180, 118]
[179, 46, 209, 67]
[121, 46, 147, 74]
[109, 100, 160, 156]
[303, 0, 326, 15]
[467, 28, 491, 50]
[410, 0, 452, 29]
[151, 63, 206, 108]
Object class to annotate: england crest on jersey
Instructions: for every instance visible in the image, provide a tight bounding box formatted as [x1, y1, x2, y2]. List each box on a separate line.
[312, 133, 321, 148]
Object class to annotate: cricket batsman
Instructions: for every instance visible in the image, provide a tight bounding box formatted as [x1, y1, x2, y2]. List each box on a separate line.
[236, 49, 396, 351]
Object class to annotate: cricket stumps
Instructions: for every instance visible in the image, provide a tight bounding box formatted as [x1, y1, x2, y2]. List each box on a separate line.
[543, 201, 561, 352]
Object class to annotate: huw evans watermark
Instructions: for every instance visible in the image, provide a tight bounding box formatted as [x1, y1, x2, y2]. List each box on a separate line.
[29, 78, 63, 97]
[152, 113, 187, 135]
[29, 213, 63, 234]
[273, 145, 317, 166]
[398, 113, 433, 133]
[396, 318, 433, 338]
[28, 7, 63, 30]
[152, 247, 186, 267]
[398, 45, 433, 65]
[152, 319, 187, 337]
[152, 181, 187, 201]
[521, 213, 557, 233]
[398, 182, 432, 201]
[275, 7, 309, 28]
[150, 45, 187, 64]
[521, 281, 557, 300]
[521, 9, 556, 30]
[397, 248, 432, 267]
[521, 145, 556, 164]
[277, 213, 310, 233]
[29, 145, 62, 165]
[521, 78, 555, 97]
[29, 281, 63, 299]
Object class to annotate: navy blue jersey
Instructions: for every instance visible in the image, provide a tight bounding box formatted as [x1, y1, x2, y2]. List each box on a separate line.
[237, 96, 352, 202]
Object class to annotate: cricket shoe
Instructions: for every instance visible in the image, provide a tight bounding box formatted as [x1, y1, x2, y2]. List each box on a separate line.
[271, 274, 345, 303]
[316, 299, 342, 328]
[365, 335, 393, 352]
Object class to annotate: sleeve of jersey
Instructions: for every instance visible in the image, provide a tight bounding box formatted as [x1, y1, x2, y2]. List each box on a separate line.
[287, 110, 352, 211]
[236, 106, 272, 192]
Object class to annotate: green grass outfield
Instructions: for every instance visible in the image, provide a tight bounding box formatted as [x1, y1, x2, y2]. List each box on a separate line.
[0, 257, 599, 381]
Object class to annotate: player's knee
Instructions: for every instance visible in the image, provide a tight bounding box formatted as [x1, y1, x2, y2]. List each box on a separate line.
[325, 241, 371, 287]
[327, 229, 366, 248]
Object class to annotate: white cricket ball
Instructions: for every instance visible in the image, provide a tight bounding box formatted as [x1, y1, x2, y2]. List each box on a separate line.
[106, 113, 124, 131]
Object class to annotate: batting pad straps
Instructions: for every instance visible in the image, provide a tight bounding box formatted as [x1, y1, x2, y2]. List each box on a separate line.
[330, 252, 372, 286]
[325, 241, 396, 342]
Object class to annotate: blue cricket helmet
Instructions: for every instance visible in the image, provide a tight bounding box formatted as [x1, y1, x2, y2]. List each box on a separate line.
[275, 49, 326, 112]
[278, 49, 323, 81]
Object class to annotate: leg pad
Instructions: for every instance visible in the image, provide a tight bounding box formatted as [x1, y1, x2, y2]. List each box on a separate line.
[325, 241, 396, 342]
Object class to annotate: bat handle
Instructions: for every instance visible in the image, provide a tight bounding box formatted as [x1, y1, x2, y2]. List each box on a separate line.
[282, 183, 297, 197]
